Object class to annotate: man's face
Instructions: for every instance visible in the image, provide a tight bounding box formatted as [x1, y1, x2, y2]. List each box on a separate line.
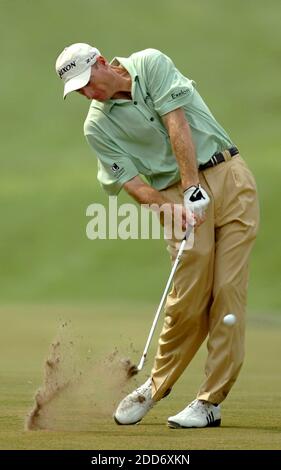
[77, 57, 113, 101]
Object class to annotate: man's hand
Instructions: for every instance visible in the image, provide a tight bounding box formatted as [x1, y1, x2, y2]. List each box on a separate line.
[167, 203, 190, 232]
[123, 176, 194, 235]
[183, 184, 210, 225]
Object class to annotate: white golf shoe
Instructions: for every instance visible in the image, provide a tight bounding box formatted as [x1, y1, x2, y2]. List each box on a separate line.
[167, 399, 221, 428]
[114, 378, 155, 425]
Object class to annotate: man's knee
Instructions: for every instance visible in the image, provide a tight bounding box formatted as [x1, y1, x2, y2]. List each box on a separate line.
[213, 280, 247, 309]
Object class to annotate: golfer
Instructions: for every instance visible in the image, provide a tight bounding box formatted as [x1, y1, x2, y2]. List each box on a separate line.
[55, 43, 259, 428]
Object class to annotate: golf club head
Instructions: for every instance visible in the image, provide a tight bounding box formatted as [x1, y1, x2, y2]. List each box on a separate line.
[136, 355, 146, 372]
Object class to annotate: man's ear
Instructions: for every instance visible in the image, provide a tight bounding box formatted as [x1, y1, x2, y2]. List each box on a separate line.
[96, 55, 107, 66]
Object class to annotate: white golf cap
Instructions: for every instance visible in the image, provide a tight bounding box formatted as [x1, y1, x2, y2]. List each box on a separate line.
[55, 43, 101, 99]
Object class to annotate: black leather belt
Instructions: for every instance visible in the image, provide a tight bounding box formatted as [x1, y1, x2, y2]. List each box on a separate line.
[199, 146, 239, 171]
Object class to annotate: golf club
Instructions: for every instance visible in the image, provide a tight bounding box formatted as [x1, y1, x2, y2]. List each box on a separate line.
[127, 223, 194, 377]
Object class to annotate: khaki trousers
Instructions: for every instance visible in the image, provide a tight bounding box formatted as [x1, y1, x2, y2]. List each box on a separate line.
[151, 153, 259, 404]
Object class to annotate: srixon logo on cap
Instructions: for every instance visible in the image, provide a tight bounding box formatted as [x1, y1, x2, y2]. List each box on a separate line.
[58, 61, 76, 78]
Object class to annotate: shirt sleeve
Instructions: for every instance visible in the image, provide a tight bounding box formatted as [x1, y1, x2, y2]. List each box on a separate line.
[144, 49, 195, 116]
[84, 130, 139, 195]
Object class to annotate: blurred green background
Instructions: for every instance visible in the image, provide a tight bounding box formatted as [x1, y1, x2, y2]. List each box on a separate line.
[1, 0, 281, 451]
[1, 0, 280, 311]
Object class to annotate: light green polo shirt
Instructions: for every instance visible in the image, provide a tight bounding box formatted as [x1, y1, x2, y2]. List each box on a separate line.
[84, 48, 233, 195]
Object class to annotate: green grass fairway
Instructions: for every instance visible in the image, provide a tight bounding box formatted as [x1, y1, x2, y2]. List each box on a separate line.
[0, 305, 280, 450]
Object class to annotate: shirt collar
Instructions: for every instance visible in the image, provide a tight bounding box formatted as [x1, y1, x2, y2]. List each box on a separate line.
[111, 56, 139, 102]
[110, 56, 138, 82]
[90, 56, 139, 114]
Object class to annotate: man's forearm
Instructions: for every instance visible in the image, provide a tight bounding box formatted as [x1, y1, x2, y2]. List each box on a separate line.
[169, 121, 199, 190]
[124, 178, 170, 207]
[163, 108, 199, 191]
[123, 176, 188, 230]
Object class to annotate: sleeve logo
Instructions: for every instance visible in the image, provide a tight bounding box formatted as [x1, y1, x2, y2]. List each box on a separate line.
[171, 89, 189, 99]
[111, 163, 120, 172]
[111, 163, 125, 178]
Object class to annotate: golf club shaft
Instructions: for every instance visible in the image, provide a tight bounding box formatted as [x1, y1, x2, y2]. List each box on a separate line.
[137, 225, 193, 371]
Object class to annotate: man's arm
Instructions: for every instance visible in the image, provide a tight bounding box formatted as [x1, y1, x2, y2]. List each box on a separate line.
[162, 107, 210, 225]
[162, 107, 199, 191]
[123, 176, 188, 230]
[124, 176, 170, 206]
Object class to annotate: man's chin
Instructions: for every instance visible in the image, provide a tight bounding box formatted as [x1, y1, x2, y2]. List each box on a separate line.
[93, 95, 109, 102]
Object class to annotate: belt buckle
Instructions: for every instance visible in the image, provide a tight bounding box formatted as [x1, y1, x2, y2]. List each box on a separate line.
[211, 154, 218, 166]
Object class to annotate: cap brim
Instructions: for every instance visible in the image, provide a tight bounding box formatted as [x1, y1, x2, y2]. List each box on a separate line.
[63, 67, 91, 99]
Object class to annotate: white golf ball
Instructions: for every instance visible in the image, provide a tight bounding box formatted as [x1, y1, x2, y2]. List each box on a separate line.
[223, 314, 236, 326]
